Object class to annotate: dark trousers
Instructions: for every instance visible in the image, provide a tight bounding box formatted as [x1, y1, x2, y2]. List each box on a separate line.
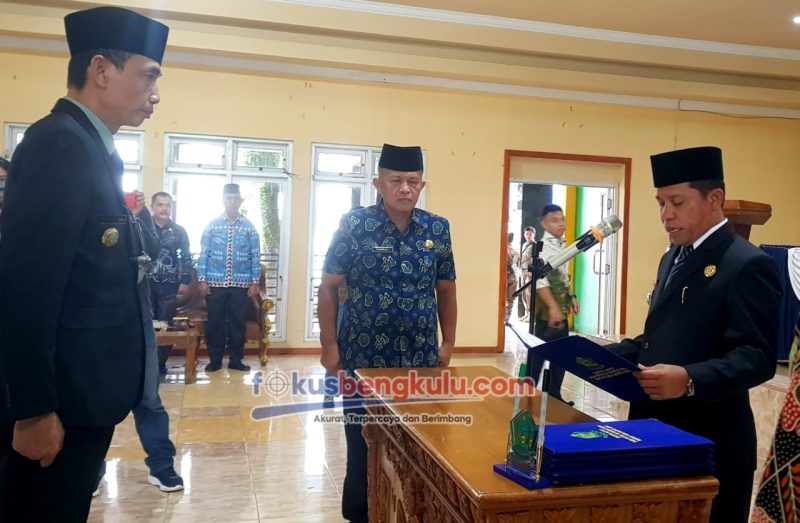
[149, 288, 178, 322]
[527, 319, 569, 400]
[0, 422, 114, 522]
[151, 288, 179, 372]
[710, 463, 753, 523]
[94, 321, 175, 489]
[206, 286, 249, 364]
[133, 321, 175, 474]
[342, 406, 368, 523]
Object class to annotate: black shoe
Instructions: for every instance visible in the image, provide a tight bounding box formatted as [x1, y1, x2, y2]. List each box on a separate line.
[228, 360, 251, 372]
[205, 362, 222, 373]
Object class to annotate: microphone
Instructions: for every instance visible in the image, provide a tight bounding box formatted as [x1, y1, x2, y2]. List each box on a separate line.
[538, 215, 623, 277]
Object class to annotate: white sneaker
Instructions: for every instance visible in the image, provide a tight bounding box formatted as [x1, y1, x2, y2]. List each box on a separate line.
[92, 484, 101, 498]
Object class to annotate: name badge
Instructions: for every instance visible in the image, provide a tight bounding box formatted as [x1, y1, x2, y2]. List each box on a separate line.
[371, 245, 393, 254]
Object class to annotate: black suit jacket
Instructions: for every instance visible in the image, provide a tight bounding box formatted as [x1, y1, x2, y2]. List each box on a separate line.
[613, 222, 781, 481]
[0, 99, 145, 427]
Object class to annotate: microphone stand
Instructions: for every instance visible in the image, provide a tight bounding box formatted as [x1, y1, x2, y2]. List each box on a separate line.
[499, 218, 623, 487]
[502, 239, 551, 486]
[513, 239, 545, 336]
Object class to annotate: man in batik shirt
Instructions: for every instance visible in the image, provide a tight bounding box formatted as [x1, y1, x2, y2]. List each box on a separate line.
[197, 183, 261, 372]
[318, 143, 457, 523]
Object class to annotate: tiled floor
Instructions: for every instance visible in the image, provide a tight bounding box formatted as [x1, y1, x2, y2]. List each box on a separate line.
[88, 335, 791, 522]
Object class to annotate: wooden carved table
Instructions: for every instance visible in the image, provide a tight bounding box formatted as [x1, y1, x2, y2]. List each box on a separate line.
[356, 366, 718, 523]
[155, 328, 200, 385]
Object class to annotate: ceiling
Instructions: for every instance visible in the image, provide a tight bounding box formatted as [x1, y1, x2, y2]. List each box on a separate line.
[1, 0, 799, 113]
[374, 0, 800, 50]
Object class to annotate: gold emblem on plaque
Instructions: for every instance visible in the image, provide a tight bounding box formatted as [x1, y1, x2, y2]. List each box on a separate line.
[703, 265, 717, 278]
[101, 227, 119, 247]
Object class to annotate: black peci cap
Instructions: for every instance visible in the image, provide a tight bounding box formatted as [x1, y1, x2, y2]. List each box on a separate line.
[650, 146, 723, 188]
[65, 6, 169, 64]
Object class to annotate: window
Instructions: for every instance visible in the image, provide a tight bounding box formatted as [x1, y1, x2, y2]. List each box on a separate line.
[304, 144, 426, 340]
[116, 130, 144, 191]
[4, 123, 143, 191]
[4, 123, 28, 158]
[165, 134, 293, 341]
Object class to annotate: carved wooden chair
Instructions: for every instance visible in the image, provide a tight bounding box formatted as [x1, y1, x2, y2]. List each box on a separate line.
[174, 265, 271, 368]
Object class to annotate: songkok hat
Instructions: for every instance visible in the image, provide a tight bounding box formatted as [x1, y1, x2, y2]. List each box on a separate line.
[64, 7, 170, 64]
[650, 146, 723, 188]
[378, 144, 424, 172]
[223, 184, 241, 195]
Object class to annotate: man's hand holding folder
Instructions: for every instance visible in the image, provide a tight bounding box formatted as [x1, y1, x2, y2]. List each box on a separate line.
[635, 364, 691, 401]
[506, 325, 650, 402]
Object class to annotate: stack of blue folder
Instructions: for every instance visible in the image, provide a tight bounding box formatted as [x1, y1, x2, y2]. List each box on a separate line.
[539, 419, 714, 486]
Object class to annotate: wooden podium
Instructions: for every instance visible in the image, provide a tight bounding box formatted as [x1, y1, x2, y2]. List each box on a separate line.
[723, 200, 771, 240]
[357, 366, 718, 523]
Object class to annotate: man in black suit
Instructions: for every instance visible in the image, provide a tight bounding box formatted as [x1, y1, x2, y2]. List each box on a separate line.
[612, 146, 781, 523]
[0, 7, 168, 521]
[0, 156, 9, 216]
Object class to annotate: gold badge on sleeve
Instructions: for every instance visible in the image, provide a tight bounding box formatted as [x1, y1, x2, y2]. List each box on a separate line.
[101, 227, 119, 247]
[703, 265, 717, 278]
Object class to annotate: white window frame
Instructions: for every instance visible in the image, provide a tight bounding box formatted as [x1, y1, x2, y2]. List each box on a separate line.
[304, 143, 427, 341]
[3, 122, 29, 159]
[164, 133, 293, 342]
[5, 123, 144, 191]
[116, 129, 145, 191]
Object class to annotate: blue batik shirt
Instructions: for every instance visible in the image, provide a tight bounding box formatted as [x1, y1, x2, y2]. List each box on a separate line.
[323, 201, 456, 371]
[197, 214, 261, 287]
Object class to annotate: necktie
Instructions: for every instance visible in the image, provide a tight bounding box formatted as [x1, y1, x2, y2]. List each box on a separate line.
[663, 245, 693, 289]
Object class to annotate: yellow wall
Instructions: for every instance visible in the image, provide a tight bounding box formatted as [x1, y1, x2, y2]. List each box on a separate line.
[2, 50, 799, 348]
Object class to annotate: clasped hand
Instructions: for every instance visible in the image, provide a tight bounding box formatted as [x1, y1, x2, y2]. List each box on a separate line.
[13, 412, 64, 467]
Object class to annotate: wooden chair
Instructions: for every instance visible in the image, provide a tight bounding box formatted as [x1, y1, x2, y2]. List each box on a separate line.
[173, 266, 271, 370]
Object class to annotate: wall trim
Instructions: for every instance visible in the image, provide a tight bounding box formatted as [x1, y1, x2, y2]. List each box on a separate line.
[2, 34, 799, 119]
[270, 0, 800, 61]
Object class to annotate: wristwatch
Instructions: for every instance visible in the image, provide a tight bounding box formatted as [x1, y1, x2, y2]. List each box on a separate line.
[684, 376, 695, 397]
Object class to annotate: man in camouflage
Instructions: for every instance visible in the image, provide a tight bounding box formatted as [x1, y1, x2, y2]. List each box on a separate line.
[527, 204, 579, 404]
[518, 226, 536, 321]
[505, 232, 519, 321]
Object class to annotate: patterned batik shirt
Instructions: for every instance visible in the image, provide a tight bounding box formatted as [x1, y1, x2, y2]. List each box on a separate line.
[197, 214, 261, 288]
[323, 201, 456, 371]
